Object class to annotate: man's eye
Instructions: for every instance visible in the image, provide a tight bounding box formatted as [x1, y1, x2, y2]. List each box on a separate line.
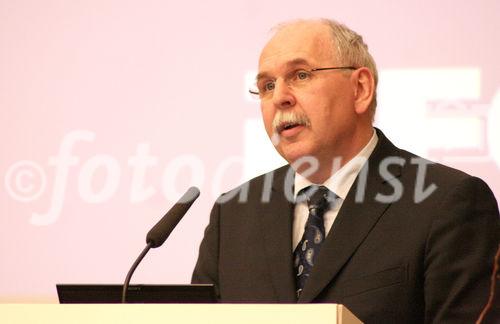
[296, 70, 310, 80]
[263, 81, 275, 92]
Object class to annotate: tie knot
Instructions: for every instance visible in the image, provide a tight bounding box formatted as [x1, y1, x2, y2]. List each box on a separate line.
[301, 185, 335, 214]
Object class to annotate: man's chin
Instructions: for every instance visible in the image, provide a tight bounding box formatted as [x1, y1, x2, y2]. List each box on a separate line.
[278, 147, 317, 167]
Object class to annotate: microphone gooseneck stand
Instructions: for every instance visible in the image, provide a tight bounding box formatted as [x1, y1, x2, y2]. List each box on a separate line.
[121, 242, 152, 303]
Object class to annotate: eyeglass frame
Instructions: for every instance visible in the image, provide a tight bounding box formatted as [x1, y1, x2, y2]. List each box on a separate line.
[249, 66, 358, 98]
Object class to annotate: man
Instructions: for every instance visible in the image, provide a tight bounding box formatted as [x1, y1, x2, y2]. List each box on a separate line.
[192, 19, 500, 323]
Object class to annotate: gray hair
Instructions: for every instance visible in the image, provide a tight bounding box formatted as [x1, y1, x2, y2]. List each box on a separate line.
[273, 19, 379, 116]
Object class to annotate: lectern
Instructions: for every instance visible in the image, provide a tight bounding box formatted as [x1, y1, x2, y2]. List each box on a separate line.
[1, 304, 362, 324]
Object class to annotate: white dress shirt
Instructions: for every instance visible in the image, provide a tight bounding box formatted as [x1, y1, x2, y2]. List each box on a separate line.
[292, 130, 379, 250]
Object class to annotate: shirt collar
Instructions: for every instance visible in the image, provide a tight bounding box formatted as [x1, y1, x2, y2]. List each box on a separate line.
[294, 129, 379, 200]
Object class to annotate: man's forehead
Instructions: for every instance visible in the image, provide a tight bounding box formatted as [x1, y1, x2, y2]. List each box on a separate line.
[258, 22, 337, 72]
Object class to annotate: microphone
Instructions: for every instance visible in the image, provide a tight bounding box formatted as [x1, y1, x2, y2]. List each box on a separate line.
[146, 187, 201, 248]
[121, 186, 200, 303]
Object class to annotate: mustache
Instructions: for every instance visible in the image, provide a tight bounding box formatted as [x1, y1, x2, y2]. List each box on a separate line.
[272, 110, 311, 133]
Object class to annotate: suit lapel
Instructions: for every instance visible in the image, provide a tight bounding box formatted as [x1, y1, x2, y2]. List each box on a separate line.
[299, 131, 403, 302]
[258, 166, 297, 302]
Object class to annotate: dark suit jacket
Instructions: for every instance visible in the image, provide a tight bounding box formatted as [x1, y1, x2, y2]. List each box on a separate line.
[192, 130, 500, 323]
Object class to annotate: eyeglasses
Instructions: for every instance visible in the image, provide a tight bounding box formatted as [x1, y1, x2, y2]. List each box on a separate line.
[249, 66, 357, 99]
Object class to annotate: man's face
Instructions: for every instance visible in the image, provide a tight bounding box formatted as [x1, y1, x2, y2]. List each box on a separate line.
[258, 22, 359, 169]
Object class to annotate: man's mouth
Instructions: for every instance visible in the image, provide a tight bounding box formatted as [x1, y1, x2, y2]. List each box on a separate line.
[277, 122, 303, 134]
[272, 111, 311, 137]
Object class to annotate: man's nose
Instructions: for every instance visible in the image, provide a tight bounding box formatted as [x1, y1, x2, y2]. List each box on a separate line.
[272, 79, 296, 109]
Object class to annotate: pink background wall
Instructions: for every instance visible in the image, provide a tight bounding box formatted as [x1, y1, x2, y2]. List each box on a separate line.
[1, 0, 499, 302]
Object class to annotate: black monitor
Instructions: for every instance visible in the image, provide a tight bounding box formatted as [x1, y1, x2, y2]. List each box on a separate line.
[57, 284, 216, 304]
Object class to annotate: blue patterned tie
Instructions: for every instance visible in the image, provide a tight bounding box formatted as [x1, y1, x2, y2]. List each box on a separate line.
[293, 185, 335, 298]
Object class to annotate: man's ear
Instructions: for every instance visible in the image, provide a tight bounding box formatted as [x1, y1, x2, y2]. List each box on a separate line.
[351, 67, 375, 115]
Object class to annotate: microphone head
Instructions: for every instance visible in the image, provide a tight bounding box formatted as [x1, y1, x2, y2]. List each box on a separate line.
[146, 186, 200, 248]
